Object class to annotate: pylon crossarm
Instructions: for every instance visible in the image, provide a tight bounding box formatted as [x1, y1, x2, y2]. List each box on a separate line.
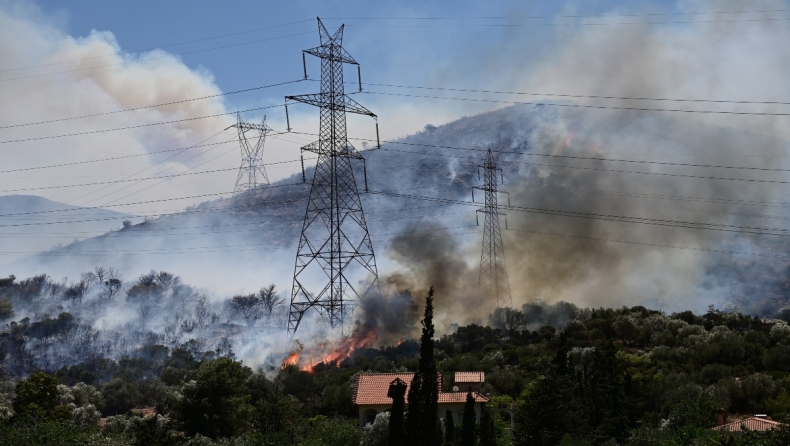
[232, 122, 272, 133]
[285, 93, 377, 117]
[304, 45, 358, 65]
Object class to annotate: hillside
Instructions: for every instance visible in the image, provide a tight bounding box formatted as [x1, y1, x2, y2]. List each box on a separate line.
[0, 195, 133, 265]
[3, 104, 790, 317]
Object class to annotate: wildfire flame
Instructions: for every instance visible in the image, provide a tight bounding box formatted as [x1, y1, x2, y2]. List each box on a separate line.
[281, 327, 378, 373]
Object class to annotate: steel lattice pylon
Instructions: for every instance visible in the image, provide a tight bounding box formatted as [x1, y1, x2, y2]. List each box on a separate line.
[473, 149, 513, 310]
[284, 18, 381, 336]
[229, 113, 272, 203]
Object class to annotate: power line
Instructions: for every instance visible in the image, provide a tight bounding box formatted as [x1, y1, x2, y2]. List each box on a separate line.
[0, 104, 284, 146]
[0, 157, 310, 194]
[327, 9, 790, 20]
[0, 139, 237, 174]
[341, 17, 790, 28]
[0, 79, 305, 130]
[0, 224, 477, 256]
[0, 31, 314, 83]
[0, 184, 307, 228]
[0, 20, 314, 74]
[66, 128, 230, 205]
[369, 190, 790, 238]
[291, 132, 790, 184]
[507, 227, 790, 261]
[360, 91, 790, 117]
[0, 202, 460, 240]
[356, 81, 790, 107]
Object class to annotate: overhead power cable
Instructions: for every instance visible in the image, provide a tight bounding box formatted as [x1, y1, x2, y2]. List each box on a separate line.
[0, 156, 307, 194]
[0, 224, 477, 256]
[327, 9, 790, 20]
[356, 81, 790, 106]
[67, 128, 230, 205]
[291, 132, 790, 183]
[0, 104, 285, 145]
[369, 190, 790, 238]
[0, 79, 305, 130]
[360, 91, 790, 117]
[0, 31, 313, 83]
[507, 227, 790, 262]
[0, 139, 239, 174]
[0, 183, 308, 228]
[341, 17, 790, 28]
[0, 20, 314, 74]
[373, 147, 790, 185]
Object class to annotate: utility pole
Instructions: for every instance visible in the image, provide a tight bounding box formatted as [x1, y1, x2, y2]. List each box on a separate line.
[285, 18, 381, 336]
[229, 113, 272, 205]
[473, 149, 513, 310]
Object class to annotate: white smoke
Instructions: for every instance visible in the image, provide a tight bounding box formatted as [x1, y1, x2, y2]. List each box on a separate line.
[0, 1, 236, 216]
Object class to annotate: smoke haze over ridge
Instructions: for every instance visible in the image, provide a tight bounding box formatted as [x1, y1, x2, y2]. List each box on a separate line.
[2, 0, 790, 371]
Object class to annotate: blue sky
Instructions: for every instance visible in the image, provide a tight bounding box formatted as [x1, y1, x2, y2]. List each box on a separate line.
[32, 0, 681, 125]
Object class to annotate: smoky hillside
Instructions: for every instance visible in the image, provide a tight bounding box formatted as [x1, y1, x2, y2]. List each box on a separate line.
[3, 102, 790, 352]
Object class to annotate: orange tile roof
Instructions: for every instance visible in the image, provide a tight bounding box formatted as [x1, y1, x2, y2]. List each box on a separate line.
[712, 416, 782, 433]
[455, 372, 485, 383]
[353, 373, 416, 406]
[353, 373, 489, 406]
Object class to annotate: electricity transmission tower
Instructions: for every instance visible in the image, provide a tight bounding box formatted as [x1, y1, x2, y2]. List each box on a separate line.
[284, 18, 381, 336]
[229, 113, 272, 203]
[473, 149, 513, 309]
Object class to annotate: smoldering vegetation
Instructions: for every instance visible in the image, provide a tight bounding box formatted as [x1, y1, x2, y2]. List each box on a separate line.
[0, 268, 290, 377]
[7, 99, 790, 335]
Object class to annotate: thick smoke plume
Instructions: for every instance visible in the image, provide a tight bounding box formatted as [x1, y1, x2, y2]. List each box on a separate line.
[381, 0, 790, 320]
[0, 1, 234, 215]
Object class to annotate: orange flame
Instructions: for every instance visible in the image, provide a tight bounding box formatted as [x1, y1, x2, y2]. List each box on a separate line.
[281, 326, 378, 373]
[397, 337, 404, 346]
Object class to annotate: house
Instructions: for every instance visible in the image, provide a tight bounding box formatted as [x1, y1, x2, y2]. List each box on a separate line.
[352, 372, 489, 426]
[454, 372, 484, 393]
[712, 414, 782, 434]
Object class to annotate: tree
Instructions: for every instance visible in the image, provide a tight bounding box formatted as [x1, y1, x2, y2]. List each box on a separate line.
[63, 280, 89, 305]
[405, 287, 439, 446]
[97, 267, 122, 302]
[245, 373, 300, 434]
[479, 404, 496, 446]
[461, 392, 477, 446]
[361, 412, 391, 446]
[389, 377, 407, 446]
[445, 408, 456, 445]
[0, 298, 13, 320]
[101, 377, 140, 416]
[12, 373, 72, 422]
[174, 357, 253, 438]
[229, 293, 262, 327]
[258, 284, 284, 319]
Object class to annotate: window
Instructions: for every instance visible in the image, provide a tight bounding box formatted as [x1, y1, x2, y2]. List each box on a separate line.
[364, 409, 378, 425]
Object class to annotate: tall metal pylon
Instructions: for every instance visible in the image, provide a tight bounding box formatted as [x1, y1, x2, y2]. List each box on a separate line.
[229, 113, 272, 203]
[284, 18, 381, 336]
[473, 149, 513, 309]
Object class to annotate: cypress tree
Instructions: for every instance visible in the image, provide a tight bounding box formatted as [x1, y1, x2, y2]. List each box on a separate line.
[445, 408, 456, 444]
[479, 404, 496, 446]
[461, 392, 477, 446]
[388, 378, 407, 446]
[405, 287, 439, 446]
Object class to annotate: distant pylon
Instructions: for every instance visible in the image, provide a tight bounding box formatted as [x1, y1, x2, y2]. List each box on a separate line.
[473, 149, 513, 310]
[229, 113, 272, 203]
[284, 18, 382, 336]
